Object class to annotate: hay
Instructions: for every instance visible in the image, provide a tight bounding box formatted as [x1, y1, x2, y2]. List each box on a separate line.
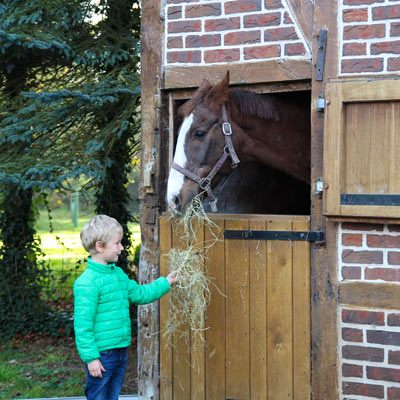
[164, 246, 210, 341]
[164, 196, 221, 344]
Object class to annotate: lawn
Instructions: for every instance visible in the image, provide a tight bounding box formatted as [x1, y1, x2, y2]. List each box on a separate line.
[0, 207, 141, 399]
[0, 335, 138, 399]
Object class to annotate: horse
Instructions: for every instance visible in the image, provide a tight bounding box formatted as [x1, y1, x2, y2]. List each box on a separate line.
[167, 72, 310, 214]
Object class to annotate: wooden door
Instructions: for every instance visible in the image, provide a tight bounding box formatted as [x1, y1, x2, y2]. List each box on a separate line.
[160, 214, 311, 400]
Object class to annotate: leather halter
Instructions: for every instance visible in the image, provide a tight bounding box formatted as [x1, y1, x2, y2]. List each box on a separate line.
[171, 105, 240, 212]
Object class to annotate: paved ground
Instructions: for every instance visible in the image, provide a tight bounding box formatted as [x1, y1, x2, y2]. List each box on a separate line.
[20, 396, 138, 400]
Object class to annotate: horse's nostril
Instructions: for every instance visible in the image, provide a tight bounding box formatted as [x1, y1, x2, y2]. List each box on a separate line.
[172, 195, 180, 209]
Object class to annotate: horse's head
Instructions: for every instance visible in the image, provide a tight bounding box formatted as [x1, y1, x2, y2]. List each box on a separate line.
[167, 72, 238, 214]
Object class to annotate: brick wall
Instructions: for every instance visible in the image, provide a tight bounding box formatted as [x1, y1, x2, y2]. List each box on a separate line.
[164, 0, 310, 65]
[339, 223, 400, 283]
[339, 0, 400, 75]
[339, 223, 400, 399]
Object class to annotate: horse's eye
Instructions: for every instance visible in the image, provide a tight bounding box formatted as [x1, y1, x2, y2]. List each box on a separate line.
[194, 130, 206, 139]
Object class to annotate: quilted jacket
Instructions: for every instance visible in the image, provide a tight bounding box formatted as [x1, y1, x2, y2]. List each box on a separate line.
[73, 257, 170, 363]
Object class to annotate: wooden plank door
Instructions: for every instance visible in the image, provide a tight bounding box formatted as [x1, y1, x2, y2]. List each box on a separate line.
[160, 214, 311, 400]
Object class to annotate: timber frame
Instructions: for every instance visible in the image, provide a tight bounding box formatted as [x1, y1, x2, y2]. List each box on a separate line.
[139, 0, 340, 399]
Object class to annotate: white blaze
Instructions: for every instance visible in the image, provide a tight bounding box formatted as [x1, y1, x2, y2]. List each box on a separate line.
[167, 113, 193, 209]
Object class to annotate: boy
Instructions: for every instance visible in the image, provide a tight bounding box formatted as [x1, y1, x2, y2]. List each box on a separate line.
[73, 214, 177, 400]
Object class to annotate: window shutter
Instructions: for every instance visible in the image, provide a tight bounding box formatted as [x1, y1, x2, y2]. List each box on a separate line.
[323, 79, 400, 218]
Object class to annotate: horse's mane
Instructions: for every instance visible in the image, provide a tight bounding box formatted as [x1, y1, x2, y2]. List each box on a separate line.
[229, 90, 280, 122]
[179, 86, 280, 122]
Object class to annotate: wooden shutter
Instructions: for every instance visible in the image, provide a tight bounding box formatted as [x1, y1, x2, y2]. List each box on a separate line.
[323, 79, 400, 218]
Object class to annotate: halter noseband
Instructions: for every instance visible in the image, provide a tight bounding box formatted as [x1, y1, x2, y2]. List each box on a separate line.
[171, 105, 240, 212]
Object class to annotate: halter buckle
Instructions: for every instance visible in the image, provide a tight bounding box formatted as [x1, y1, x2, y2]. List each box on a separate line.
[222, 122, 232, 136]
[199, 177, 211, 190]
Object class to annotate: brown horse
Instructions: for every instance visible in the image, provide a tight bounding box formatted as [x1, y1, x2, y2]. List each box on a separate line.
[167, 72, 310, 214]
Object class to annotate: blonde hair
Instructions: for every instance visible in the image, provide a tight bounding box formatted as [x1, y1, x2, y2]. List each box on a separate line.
[80, 215, 123, 254]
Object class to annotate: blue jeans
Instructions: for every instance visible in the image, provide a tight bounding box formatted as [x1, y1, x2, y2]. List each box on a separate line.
[84, 347, 128, 400]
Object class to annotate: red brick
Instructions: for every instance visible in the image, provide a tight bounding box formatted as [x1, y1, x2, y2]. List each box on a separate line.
[389, 252, 400, 265]
[342, 266, 362, 280]
[342, 363, 363, 378]
[342, 327, 364, 342]
[283, 11, 293, 24]
[342, 57, 382, 73]
[343, 24, 385, 40]
[367, 366, 400, 383]
[167, 5, 182, 19]
[167, 36, 183, 49]
[343, 8, 369, 22]
[265, 0, 283, 9]
[186, 34, 221, 48]
[342, 250, 383, 264]
[168, 20, 201, 33]
[342, 309, 385, 325]
[365, 268, 400, 282]
[285, 43, 306, 56]
[205, 17, 240, 32]
[204, 49, 240, 63]
[371, 40, 400, 55]
[167, 50, 201, 64]
[367, 330, 400, 346]
[389, 350, 400, 365]
[185, 3, 221, 18]
[391, 22, 400, 37]
[342, 223, 383, 231]
[388, 313, 400, 327]
[388, 387, 400, 400]
[342, 345, 384, 362]
[367, 234, 400, 248]
[344, 0, 384, 4]
[343, 233, 363, 246]
[225, 0, 261, 14]
[225, 31, 261, 45]
[244, 45, 280, 60]
[264, 27, 298, 41]
[343, 42, 367, 56]
[243, 12, 281, 28]
[342, 381, 384, 398]
[373, 5, 400, 20]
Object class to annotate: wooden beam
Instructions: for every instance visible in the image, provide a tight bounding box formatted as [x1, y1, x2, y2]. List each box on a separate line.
[286, 0, 314, 48]
[139, 0, 163, 398]
[310, 0, 339, 399]
[340, 282, 400, 310]
[164, 59, 312, 89]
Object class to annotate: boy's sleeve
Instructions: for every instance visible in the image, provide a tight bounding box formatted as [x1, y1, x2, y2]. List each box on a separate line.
[127, 275, 170, 305]
[73, 278, 100, 363]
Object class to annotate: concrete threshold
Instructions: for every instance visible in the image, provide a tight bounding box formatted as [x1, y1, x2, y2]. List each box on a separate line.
[18, 396, 138, 400]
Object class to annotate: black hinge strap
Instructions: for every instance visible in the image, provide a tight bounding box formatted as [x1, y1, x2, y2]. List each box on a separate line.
[316, 29, 327, 81]
[224, 230, 325, 242]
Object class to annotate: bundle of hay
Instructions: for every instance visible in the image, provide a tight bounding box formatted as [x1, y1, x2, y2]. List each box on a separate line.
[164, 196, 220, 343]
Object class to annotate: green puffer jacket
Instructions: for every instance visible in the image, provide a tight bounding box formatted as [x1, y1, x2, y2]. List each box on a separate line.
[73, 257, 170, 363]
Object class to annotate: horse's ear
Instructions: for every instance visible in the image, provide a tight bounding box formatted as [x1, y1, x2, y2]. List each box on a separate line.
[205, 71, 230, 110]
[179, 78, 212, 117]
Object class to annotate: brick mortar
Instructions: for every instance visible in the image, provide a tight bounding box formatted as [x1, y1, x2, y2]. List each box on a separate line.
[338, 223, 400, 283]
[164, 0, 311, 65]
[339, 306, 400, 400]
[338, 0, 400, 75]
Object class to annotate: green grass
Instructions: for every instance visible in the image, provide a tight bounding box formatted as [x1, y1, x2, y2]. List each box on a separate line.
[0, 337, 138, 399]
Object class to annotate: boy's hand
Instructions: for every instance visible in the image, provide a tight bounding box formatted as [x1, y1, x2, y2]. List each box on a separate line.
[87, 359, 106, 378]
[167, 271, 179, 286]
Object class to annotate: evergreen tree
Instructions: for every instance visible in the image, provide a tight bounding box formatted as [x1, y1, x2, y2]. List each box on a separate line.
[0, 0, 141, 336]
